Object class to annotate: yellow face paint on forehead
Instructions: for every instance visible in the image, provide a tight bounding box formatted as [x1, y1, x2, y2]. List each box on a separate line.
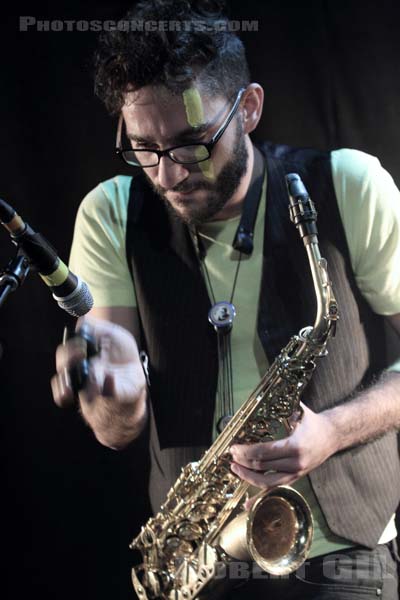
[182, 87, 216, 181]
[182, 87, 204, 127]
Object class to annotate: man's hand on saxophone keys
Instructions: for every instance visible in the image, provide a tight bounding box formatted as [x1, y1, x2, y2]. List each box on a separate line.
[229, 403, 339, 493]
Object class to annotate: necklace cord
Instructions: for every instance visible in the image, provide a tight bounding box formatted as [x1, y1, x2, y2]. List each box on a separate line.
[194, 146, 266, 431]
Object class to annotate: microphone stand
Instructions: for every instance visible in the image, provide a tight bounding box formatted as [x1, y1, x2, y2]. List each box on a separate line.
[0, 250, 31, 310]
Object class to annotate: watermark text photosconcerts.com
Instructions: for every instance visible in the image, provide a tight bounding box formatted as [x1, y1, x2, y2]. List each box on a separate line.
[19, 17, 259, 33]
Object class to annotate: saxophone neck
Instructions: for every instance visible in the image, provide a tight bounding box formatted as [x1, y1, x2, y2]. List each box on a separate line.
[286, 173, 339, 347]
[302, 237, 338, 345]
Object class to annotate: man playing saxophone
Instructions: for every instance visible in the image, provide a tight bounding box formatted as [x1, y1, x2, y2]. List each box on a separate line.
[52, 1, 400, 598]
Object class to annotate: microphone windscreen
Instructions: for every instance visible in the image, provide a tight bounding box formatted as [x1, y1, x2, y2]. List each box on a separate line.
[53, 277, 94, 317]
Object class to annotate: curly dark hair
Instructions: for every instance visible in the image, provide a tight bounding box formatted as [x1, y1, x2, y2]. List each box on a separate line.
[94, 0, 251, 114]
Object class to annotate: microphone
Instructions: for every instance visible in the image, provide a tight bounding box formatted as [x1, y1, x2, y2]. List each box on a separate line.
[0, 198, 93, 317]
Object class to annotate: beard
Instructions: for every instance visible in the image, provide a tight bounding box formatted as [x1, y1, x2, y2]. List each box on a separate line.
[146, 120, 249, 227]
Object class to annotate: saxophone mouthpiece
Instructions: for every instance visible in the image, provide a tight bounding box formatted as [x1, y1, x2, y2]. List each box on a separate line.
[285, 173, 318, 239]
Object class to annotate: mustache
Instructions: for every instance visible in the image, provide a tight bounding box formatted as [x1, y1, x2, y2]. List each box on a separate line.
[156, 180, 215, 195]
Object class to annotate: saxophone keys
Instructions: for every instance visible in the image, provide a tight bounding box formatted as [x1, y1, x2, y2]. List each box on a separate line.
[197, 542, 219, 574]
[140, 525, 157, 548]
[190, 502, 218, 522]
[163, 536, 193, 561]
[329, 301, 339, 318]
[146, 570, 161, 596]
[177, 521, 204, 541]
[174, 558, 199, 588]
[131, 567, 149, 600]
[284, 407, 303, 433]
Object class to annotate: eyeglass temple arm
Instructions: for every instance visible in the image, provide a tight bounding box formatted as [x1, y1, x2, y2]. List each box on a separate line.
[208, 87, 246, 146]
[115, 114, 123, 150]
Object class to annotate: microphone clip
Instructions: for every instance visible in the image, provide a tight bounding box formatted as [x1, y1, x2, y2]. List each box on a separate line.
[0, 250, 31, 311]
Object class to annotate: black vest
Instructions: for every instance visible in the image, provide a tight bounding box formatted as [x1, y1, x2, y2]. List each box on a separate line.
[125, 142, 400, 548]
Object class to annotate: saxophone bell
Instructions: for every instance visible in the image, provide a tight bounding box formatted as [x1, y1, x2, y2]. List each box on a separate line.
[217, 486, 313, 576]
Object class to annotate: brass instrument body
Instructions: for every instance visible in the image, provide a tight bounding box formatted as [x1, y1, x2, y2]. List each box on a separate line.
[130, 175, 339, 600]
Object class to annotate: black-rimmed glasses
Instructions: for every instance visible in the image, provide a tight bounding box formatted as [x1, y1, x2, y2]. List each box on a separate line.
[115, 87, 246, 168]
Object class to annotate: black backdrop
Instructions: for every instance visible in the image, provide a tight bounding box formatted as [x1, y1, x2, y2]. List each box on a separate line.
[1, 1, 400, 599]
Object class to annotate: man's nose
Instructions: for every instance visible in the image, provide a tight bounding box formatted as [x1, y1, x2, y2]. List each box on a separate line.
[157, 155, 189, 190]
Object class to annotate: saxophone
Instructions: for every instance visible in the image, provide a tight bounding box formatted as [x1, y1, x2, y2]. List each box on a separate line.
[130, 173, 339, 600]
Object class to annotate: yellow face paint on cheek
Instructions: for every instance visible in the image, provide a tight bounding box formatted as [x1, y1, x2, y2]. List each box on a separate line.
[182, 88, 216, 181]
[194, 147, 215, 180]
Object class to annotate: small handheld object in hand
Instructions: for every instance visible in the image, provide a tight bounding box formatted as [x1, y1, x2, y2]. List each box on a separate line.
[63, 323, 99, 395]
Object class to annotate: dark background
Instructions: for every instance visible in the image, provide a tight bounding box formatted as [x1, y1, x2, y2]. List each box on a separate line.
[1, 1, 400, 598]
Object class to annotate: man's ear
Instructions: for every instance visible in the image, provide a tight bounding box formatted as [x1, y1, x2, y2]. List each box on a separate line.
[241, 83, 264, 135]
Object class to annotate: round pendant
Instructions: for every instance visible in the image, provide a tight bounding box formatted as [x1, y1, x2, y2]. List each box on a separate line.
[217, 414, 233, 433]
[208, 301, 236, 334]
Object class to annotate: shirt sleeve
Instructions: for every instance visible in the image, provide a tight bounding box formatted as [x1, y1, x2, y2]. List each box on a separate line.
[69, 175, 137, 308]
[331, 148, 400, 316]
